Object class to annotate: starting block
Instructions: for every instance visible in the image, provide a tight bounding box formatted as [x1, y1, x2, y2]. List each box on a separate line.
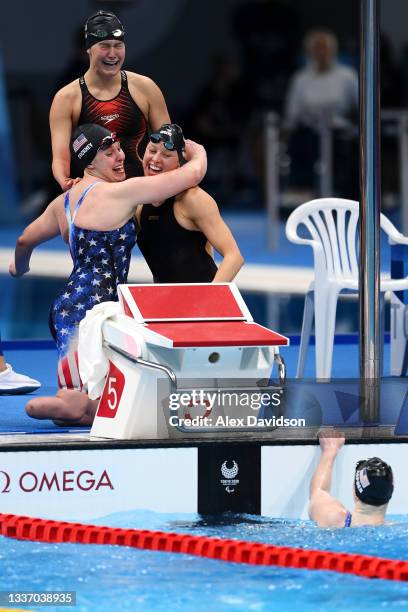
[90, 283, 289, 440]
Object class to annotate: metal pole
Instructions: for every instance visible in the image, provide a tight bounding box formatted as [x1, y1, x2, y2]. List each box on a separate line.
[265, 111, 280, 250]
[359, 0, 381, 381]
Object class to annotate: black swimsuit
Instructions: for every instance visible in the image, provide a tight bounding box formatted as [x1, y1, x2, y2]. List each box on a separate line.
[137, 197, 218, 283]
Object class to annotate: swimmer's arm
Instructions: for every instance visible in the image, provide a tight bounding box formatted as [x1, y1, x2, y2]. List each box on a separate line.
[133, 74, 170, 130]
[181, 188, 244, 282]
[10, 201, 61, 277]
[50, 87, 76, 191]
[107, 140, 207, 215]
[309, 433, 347, 528]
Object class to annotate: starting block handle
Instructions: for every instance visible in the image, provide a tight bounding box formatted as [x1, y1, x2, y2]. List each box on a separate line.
[274, 354, 286, 386]
[104, 342, 177, 393]
[102, 342, 286, 436]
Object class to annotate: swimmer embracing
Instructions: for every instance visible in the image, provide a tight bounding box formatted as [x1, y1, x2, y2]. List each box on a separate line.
[309, 430, 394, 527]
[136, 123, 244, 282]
[10, 124, 207, 424]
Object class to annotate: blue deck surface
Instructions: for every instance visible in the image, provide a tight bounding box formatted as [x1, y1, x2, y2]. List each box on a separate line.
[1, 340, 406, 436]
[0, 214, 405, 436]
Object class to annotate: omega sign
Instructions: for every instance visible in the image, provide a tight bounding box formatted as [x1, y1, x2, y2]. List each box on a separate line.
[0, 469, 113, 494]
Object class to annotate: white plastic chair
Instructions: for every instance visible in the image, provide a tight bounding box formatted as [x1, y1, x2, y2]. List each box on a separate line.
[285, 198, 408, 378]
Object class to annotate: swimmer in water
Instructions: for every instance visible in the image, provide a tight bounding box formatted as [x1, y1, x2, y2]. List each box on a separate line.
[309, 430, 394, 527]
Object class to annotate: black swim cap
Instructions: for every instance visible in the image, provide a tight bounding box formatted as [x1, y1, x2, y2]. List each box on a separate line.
[149, 124, 186, 165]
[70, 124, 118, 172]
[354, 457, 394, 507]
[85, 11, 125, 49]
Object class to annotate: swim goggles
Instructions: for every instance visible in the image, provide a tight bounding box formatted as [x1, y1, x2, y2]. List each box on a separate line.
[149, 125, 186, 164]
[98, 133, 119, 151]
[149, 132, 179, 151]
[87, 28, 124, 40]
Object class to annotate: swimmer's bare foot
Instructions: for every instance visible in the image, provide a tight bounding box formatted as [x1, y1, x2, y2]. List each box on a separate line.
[26, 389, 98, 426]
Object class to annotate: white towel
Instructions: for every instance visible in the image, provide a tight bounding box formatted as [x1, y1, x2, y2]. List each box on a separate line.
[78, 301, 121, 399]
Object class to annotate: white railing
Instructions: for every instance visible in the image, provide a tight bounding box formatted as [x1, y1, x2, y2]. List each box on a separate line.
[265, 109, 408, 248]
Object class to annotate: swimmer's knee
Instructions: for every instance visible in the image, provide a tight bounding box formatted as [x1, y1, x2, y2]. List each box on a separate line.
[25, 399, 36, 417]
[25, 397, 46, 418]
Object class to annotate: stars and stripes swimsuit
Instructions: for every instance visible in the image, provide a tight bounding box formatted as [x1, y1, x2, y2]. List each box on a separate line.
[50, 182, 136, 389]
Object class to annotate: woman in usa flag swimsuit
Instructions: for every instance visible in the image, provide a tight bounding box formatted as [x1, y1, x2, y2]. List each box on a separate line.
[10, 123, 207, 424]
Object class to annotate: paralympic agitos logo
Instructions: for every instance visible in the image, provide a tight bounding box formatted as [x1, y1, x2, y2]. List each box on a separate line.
[0, 469, 114, 494]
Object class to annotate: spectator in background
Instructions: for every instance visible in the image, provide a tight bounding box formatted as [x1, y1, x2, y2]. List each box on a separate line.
[0, 333, 40, 394]
[50, 10, 170, 192]
[283, 29, 359, 199]
[285, 30, 358, 131]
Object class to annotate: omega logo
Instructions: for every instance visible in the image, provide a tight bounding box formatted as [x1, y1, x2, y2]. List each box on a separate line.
[0, 469, 114, 494]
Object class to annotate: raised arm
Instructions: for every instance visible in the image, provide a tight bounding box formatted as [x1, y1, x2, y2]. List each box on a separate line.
[181, 188, 244, 282]
[9, 200, 62, 278]
[107, 140, 207, 219]
[308, 430, 348, 528]
[50, 85, 77, 191]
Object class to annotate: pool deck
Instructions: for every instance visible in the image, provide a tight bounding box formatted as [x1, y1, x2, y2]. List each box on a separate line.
[1, 340, 407, 450]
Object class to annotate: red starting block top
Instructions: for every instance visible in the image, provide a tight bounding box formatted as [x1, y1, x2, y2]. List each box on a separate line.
[145, 321, 289, 347]
[118, 283, 252, 322]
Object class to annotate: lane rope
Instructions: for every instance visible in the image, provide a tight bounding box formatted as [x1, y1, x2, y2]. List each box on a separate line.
[1, 513, 407, 582]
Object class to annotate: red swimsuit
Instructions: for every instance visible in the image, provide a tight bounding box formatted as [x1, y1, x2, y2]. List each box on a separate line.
[78, 71, 148, 178]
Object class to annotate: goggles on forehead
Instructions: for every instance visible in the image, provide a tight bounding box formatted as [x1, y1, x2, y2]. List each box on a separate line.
[98, 133, 118, 151]
[149, 132, 178, 151]
[87, 28, 125, 40]
[149, 127, 186, 165]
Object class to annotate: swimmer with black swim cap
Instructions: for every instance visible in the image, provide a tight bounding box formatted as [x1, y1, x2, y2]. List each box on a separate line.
[309, 431, 395, 528]
[149, 124, 186, 165]
[50, 9, 170, 191]
[84, 10, 125, 49]
[354, 457, 394, 506]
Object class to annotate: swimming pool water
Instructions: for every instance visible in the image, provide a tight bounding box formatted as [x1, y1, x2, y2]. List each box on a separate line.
[1, 511, 408, 612]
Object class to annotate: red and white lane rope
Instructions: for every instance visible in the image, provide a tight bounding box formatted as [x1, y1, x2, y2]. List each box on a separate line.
[1, 513, 407, 582]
